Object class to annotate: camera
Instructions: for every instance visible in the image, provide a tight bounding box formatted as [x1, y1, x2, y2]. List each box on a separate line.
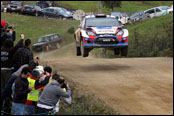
[61, 82, 67, 89]
[8, 26, 12, 29]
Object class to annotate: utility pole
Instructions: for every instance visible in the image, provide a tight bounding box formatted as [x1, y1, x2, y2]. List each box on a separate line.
[98, 1, 106, 57]
[98, 1, 102, 14]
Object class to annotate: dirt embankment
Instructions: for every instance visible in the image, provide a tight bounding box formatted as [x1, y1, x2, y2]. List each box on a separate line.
[36, 43, 173, 115]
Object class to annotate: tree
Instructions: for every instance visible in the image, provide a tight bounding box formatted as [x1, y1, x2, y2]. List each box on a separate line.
[102, 1, 121, 11]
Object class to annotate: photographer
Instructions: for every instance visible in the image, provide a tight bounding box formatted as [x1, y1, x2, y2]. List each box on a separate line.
[35, 74, 71, 115]
[1, 21, 16, 47]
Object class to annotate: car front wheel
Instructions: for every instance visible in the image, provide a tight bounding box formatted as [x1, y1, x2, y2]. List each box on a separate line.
[80, 40, 89, 57]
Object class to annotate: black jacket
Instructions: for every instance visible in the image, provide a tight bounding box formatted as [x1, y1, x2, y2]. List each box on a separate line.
[13, 46, 33, 70]
[13, 76, 30, 103]
[1, 39, 23, 68]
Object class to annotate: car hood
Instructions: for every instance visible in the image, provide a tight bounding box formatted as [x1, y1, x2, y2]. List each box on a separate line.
[33, 42, 45, 47]
[90, 26, 118, 34]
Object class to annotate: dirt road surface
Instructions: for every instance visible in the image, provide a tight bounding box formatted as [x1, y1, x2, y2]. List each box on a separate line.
[37, 43, 173, 115]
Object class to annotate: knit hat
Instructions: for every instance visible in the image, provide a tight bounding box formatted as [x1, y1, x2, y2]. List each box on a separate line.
[31, 70, 40, 78]
[35, 66, 44, 75]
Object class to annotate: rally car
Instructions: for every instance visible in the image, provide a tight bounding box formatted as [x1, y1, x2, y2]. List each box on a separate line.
[74, 14, 129, 57]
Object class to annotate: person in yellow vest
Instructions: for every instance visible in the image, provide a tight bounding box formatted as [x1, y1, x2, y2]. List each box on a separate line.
[23, 66, 50, 115]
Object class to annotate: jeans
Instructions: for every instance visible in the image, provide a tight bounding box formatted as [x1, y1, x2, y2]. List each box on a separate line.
[11, 103, 25, 115]
[24, 105, 35, 115]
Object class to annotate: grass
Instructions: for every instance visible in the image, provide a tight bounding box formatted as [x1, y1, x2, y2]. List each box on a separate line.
[1, 12, 79, 46]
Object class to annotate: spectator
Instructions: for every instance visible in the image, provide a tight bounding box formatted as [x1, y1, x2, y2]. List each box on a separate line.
[24, 65, 52, 115]
[23, 69, 42, 115]
[13, 38, 33, 72]
[39, 66, 52, 82]
[35, 75, 71, 115]
[1, 21, 16, 47]
[11, 67, 32, 115]
[1, 60, 38, 115]
[1, 34, 24, 91]
[50, 74, 72, 114]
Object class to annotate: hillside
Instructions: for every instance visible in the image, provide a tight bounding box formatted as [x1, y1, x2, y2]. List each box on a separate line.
[1, 12, 79, 46]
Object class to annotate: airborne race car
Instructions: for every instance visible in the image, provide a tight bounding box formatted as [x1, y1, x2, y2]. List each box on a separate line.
[74, 14, 128, 57]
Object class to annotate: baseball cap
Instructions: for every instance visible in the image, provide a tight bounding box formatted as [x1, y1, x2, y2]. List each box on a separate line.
[1, 20, 6, 28]
[31, 70, 40, 78]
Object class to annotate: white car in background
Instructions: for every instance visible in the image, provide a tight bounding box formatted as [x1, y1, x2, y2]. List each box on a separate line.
[111, 12, 129, 25]
[167, 5, 173, 14]
[144, 6, 170, 18]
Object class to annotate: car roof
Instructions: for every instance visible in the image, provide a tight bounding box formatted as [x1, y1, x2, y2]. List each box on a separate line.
[85, 14, 115, 19]
[47, 7, 62, 9]
[40, 33, 58, 38]
[24, 4, 36, 7]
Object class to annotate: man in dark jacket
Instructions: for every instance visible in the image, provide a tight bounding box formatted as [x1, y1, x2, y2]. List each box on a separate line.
[11, 67, 32, 115]
[1, 34, 24, 91]
[13, 38, 33, 72]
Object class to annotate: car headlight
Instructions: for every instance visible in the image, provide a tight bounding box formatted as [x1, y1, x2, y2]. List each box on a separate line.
[117, 30, 124, 36]
[87, 31, 96, 36]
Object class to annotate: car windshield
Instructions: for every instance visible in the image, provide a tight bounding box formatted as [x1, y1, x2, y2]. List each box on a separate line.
[86, 18, 120, 27]
[59, 8, 67, 14]
[159, 6, 170, 10]
[38, 37, 47, 43]
[24, 5, 34, 8]
[11, 1, 21, 5]
[130, 11, 143, 18]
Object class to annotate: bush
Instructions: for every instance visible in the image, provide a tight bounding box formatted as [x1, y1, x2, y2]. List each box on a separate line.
[67, 27, 75, 34]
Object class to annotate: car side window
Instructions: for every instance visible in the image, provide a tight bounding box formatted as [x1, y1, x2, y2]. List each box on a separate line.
[156, 8, 161, 12]
[54, 35, 58, 40]
[50, 35, 54, 41]
[50, 9, 53, 12]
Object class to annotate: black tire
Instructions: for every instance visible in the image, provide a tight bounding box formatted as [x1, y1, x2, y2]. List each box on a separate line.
[80, 40, 88, 57]
[76, 46, 81, 56]
[35, 12, 38, 17]
[45, 45, 49, 51]
[56, 43, 60, 49]
[121, 46, 128, 57]
[114, 48, 120, 55]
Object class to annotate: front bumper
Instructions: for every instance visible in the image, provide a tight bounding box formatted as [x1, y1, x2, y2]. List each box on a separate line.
[83, 35, 128, 48]
[84, 43, 128, 48]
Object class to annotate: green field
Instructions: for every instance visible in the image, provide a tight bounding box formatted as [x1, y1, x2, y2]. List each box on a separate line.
[1, 12, 79, 46]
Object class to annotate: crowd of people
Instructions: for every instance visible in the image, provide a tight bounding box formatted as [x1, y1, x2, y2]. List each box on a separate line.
[1, 20, 72, 115]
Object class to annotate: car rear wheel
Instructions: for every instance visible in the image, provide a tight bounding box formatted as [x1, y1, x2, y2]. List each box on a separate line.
[56, 43, 60, 49]
[114, 48, 120, 55]
[80, 40, 88, 57]
[121, 46, 128, 57]
[35, 12, 38, 17]
[45, 45, 49, 51]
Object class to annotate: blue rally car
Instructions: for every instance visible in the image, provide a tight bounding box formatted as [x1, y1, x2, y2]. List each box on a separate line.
[74, 14, 129, 57]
